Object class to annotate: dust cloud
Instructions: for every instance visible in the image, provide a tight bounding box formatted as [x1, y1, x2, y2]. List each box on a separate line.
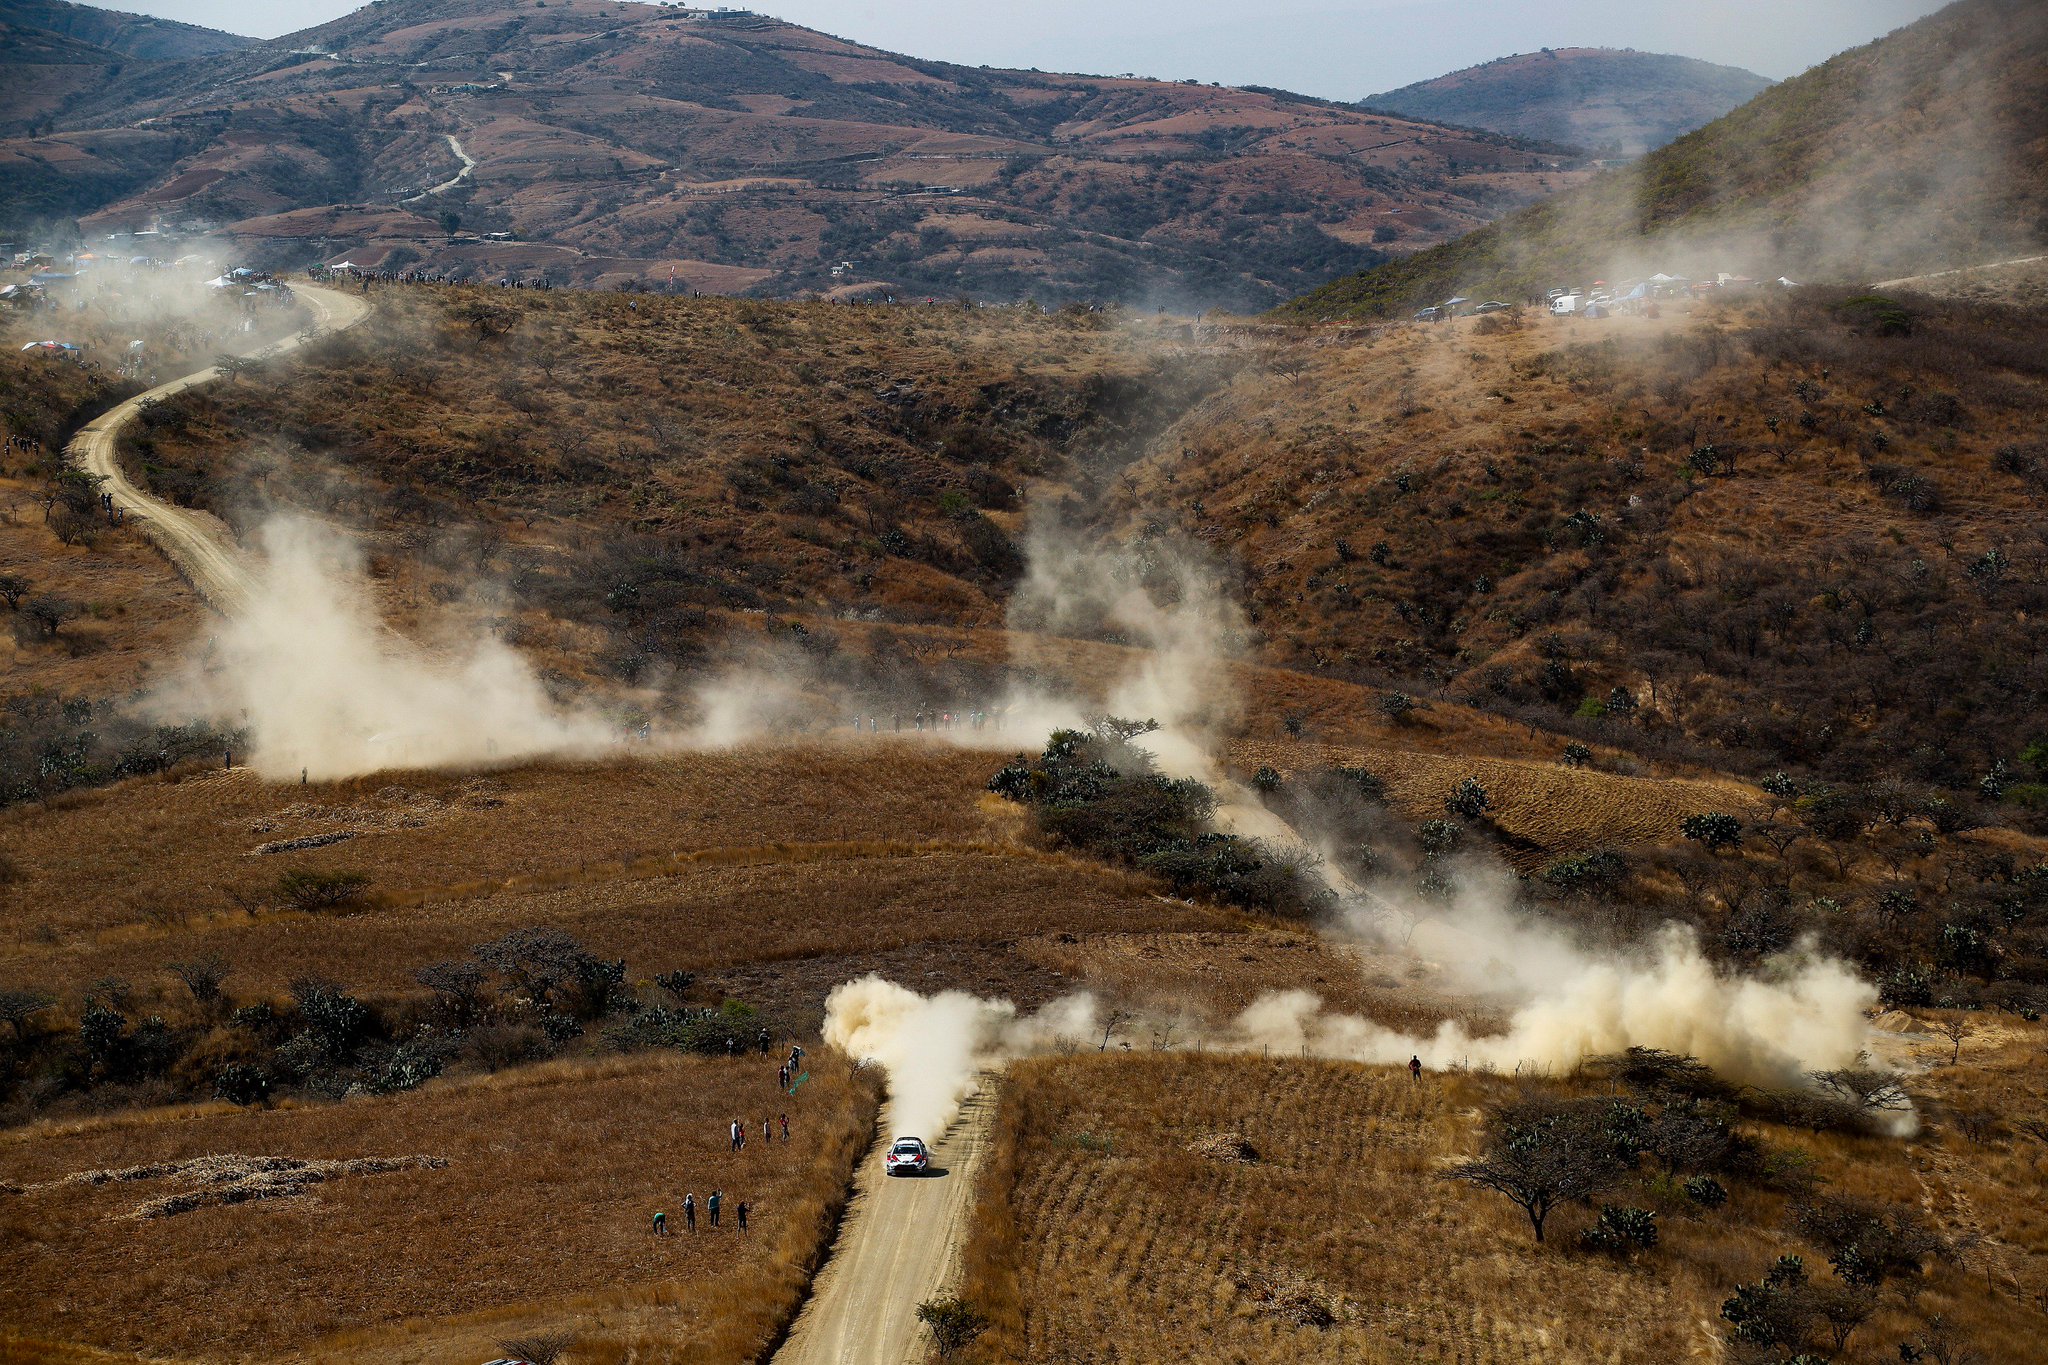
[822, 927, 1881, 1141]
[1002, 512, 1247, 778]
[817, 515, 1898, 1131]
[822, 976, 1098, 1139]
[150, 515, 625, 780]
[682, 506, 1245, 772]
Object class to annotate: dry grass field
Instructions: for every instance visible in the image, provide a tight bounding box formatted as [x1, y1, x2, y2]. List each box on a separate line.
[0, 476, 202, 701]
[1231, 738, 1751, 866]
[960, 1040, 2048, 1365]
[0, 743, 1246, 1031]
[1, 1050, 880, 1364]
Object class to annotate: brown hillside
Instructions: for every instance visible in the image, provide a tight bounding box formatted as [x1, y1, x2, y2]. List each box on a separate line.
[1115, 294, 2048, 794]
[0, 0, 1580, 307]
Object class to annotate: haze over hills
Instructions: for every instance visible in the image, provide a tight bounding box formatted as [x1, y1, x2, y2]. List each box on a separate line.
[1364, 47, 1773, 156]
[1286, 0, 2048, 318]
[0, 0, 252, 59]
[0, 0, 1580, 307]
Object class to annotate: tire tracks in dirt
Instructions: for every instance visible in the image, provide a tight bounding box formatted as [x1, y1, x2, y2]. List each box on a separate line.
[64, 283, 372, 616]
[773, 1078, 998, 1365]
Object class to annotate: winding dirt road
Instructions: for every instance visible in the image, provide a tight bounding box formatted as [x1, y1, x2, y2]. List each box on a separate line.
[65, 283, 371, 615]
[403, 133, 476, 204]
[774, 1080, 998, 1365]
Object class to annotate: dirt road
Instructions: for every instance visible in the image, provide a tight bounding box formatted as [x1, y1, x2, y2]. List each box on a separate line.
[774, 1079, 998, 1365]
[65, 283, 371, 615]
[403, 133, 475, 204]
[1871, 254, 2048, 289]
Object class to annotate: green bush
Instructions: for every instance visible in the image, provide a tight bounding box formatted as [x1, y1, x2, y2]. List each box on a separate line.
[603, 1006, 748, 1055]
[1582, 1205, 1659, 1253]
[1685, 1175, 1729, 1207]
[1831, 294, 1914, 337]
[214, 1062, 270, 1106]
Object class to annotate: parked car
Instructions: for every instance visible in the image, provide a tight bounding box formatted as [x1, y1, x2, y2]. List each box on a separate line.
[1473, 300, 1510, 314]
[885, 1136, 930, 1175]
[1412, 306, 1442, 322]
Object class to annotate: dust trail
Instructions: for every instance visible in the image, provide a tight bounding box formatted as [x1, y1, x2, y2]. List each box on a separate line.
[686, 506, 1246, 774]
[149, 514, 626, 779]
[822, 930, 1884, 1140]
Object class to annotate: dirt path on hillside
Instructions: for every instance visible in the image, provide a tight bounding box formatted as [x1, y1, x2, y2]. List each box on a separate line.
[403, 133, 475, 204]
[1871, 254, 2048, 289]
[65, 283, 371, 615]
[773, 1079, 998, 1365]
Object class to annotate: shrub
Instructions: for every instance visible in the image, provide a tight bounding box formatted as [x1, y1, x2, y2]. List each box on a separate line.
[916, 1298, 989, 1359]
[1250, 765, 1282, 794]
[275, 870, 371, 913]
[496, 1333, 575, 1365]
[1444, 777, 1492, 820]
[1831, 295, 1914, 337]
[1562, 742, 1592, 767]
[365, 1038, 447, 1095]
[167, 954, 230, 1005]
[1543, 850, 1628, 897]
[603, 1006, 746, 1056]
[467, 1023, 550, 1071]
[1680, 812, 1743, 851]
[1722, 1255, 1815, 1351]
[289, 977, 374, 1058]
[1790, 1194, 1948, 1287]
[1685, 1175, 1729, 1208]
[1582, 1205, 1658, 1253]
[214, 1062, 270, 1106]
[1139, 836, 1326, 918]
[1377, 692, 1417, 724]
[1418, 819, 1464, 855]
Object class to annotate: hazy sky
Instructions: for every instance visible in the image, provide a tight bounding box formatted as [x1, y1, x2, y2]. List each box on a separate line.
[116, 0, 1953, 98]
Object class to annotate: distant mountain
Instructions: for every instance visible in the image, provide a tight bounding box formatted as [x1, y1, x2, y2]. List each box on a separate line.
[0, 0, 253, 60]
[1365, 47, 1771, 155]
[1284, 0, 2048, 318]
[0, 0, 1578, 307]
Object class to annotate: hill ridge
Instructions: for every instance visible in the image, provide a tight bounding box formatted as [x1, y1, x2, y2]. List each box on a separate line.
[0, 0, 1576, 307]
[1283, 0, 2048, 318]
[1364, 45, 1772, 155]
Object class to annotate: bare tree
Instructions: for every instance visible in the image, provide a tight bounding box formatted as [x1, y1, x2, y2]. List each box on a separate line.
[1931, 1015, 1970, 1066]
[415, 960, 489, 1025]
[1445, 1094, 1624, 1243]
[0, 988, 56, 1042]
[1809, 1063, 1913, 1120]
[167, 954, 231, 1005]
[1097, 1006, 1133, 1052]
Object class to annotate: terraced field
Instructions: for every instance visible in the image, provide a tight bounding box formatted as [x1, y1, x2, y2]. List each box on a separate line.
[963, 1047, 2048, 1365]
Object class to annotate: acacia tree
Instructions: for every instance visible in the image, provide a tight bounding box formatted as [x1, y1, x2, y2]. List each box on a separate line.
[1445, 1094, 1625, 1242]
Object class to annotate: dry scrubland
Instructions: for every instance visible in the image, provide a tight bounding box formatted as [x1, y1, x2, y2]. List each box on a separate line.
[1123, 294, 2048, 795]
[961, 1043, 2048, 1365]
[0, 745, 1245, 1018]
[113, 286, 1187, 663]
[2, 1051, 879, 1364]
